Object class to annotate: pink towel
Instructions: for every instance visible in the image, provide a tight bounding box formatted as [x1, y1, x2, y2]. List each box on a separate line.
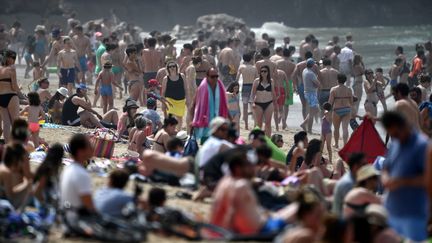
[192, 78, 229, 128]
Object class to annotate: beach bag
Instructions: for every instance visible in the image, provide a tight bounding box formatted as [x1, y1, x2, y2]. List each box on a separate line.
[89, 129, 117, 159]
[183, 129, 199, 157]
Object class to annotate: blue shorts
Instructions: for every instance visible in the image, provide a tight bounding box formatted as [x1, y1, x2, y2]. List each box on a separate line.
[305, 91, 319, 108]
[318, 90, 330, 107]
[389, 216, 428, 241]
[390, 79, 397, 87]
[100, 85, 113, 96]
[60, 68, 76, 85]
[260, 218, 286, 233]
[78, 56, 88, 72]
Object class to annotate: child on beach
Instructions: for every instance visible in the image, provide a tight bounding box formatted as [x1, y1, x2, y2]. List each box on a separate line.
[128, 116, 151, 155]
[20, 92, 45, 147]
[147, 79, 172, 116]
[321, 102, 332, 163]
[32, 62, 44, 83]
[165, 137, 184, 158]
[226, 82, 241, 131]
[375, 67, 388, 112]
[95, 62, 123, 114]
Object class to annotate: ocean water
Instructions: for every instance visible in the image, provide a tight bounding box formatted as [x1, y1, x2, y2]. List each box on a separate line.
[251, 22, 432, 71]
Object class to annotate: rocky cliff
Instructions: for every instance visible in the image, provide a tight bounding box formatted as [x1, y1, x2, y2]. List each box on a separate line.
[1, 0, 431, 31]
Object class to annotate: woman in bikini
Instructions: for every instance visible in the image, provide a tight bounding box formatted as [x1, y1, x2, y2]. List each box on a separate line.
[363, 69, 379, 117]
[251, 65, 276, 136]
[329, 74, 353, 148]
[226, 82, 240, 132]
[0, 50, 20, 143]
[129, 116, 151, 155]
[152, 115, 178, 153]
[352, 54, 365, 116]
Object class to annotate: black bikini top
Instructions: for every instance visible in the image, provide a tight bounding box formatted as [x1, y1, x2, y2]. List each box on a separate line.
[0, 78, 12, 82]
[257, 81, 271, 92]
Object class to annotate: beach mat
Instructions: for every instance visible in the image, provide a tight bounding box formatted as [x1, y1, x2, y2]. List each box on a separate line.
[338, 117, 386, 163]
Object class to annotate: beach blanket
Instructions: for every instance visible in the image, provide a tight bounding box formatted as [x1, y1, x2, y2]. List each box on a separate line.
[339, 117, 386, 163]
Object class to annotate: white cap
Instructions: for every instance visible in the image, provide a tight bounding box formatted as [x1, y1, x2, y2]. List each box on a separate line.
[176, 130, 189, 141]
[209, 116, 229, 135]
[57, 87, 69, 98]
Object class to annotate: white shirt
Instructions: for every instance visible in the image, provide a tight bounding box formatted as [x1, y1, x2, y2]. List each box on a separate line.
[197, 136, 233, 168]
[338, 47, 354, 63]
[60, 162, 92, 208]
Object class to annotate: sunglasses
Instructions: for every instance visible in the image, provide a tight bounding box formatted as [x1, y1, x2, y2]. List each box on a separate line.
[210, 75, 219, 78]
[168, 65, 176, 68]
[260, 70, 268, 73]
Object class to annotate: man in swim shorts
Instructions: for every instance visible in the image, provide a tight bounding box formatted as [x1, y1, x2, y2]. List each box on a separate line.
[319, 58, 339, 108]
[57, 37, 81, 95]
[218, 38, 238, 87]
[236, 53, 257, 130]
[72, 25, 91, 84]
[300, 58, 321, 133]
[142, 37, 164, 102]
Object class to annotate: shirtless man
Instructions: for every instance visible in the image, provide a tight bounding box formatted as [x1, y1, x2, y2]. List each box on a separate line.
[392, 83, 421, 130]
[124, 46, 143, 104]
[255, 48, 277, 81]
[0, 24, 10, 51]
[179, 43, 193, 74]
[72, 26, 91, 84]
[218, 38, 238, 87]
[41, 29, 63, 68]
[311, 39, 322, 61]
[319, 59, 339, 108]
[299, 35, 313, 62]
[269, 47, 283, 63]
[57, 37, 81, 95]
[330, 45, 341, 70]
[323, 41, 335, 58]
[255, 33, 269, 51]
[142, 37, 164, 102]
[395, 46, 409, 84]
[185, 56, 202, 133]
[193, 49, 211, 86]
[202, 46, 216, 69]
[236, 53, 258, 130]
[210, 147, 293, 234]
[276, 48, 296, 129]
[425, 41, 432, 74]
[292, 51, 321, 119]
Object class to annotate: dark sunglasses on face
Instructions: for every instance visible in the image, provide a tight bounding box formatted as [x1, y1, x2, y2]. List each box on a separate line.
[168, 65, 176, 68]
[260, 70, 268, 73]
[210, 75, 219, 78]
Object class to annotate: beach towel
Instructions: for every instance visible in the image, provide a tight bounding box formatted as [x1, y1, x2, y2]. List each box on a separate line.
[339, 117, 386, 163]
[252, 128, 286, 163]
[192, 78, 229, 128]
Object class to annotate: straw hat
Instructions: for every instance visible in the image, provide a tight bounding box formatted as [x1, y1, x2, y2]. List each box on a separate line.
[356, 165, 380, 183]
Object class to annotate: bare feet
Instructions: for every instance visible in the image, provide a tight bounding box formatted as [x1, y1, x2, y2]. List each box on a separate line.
[300, 123, 307, 131]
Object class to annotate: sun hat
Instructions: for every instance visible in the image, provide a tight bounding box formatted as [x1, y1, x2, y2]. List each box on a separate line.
[126, 99, 139, 109]
[209, 117, 229, 135]
[57, 87, 69, 98]
[356, 164, 380, 183]
[176, 130, 189, 141]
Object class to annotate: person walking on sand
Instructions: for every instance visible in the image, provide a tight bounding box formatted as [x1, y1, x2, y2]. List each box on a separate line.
[300, 59, 321, 133]
[236, 53, 257, 130]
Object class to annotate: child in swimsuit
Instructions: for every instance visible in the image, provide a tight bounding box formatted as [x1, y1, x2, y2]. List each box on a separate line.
[321, 102, 333, 163]
[20, 92, 45, 147]
[128, 116, 151, 155]
[147, 79, 172, 117]
[32, 62, 44, 86]
[95, 62, 123, 114]
[226, 82, 241, 132]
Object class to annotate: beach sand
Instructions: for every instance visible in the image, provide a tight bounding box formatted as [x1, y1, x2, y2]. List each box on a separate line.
[14, 63, 340, 242]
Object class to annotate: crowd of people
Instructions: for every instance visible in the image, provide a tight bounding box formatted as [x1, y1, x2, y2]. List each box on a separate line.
[0, 15, 431, 242]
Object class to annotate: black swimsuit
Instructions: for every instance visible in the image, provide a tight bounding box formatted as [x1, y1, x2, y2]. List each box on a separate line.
[255, 81, 273, 111]
[0, 78, 17, 108]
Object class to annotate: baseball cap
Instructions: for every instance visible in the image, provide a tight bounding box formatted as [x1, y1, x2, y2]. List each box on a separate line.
[77, 83, 87, 90]
[306, 58, 315, 67]
[209, 117, 229, 135]
[52, 28, 61, 38]
[148, 79, 159, 87]
[356, 164, 380, 183]
[57, 87, 69, 98]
